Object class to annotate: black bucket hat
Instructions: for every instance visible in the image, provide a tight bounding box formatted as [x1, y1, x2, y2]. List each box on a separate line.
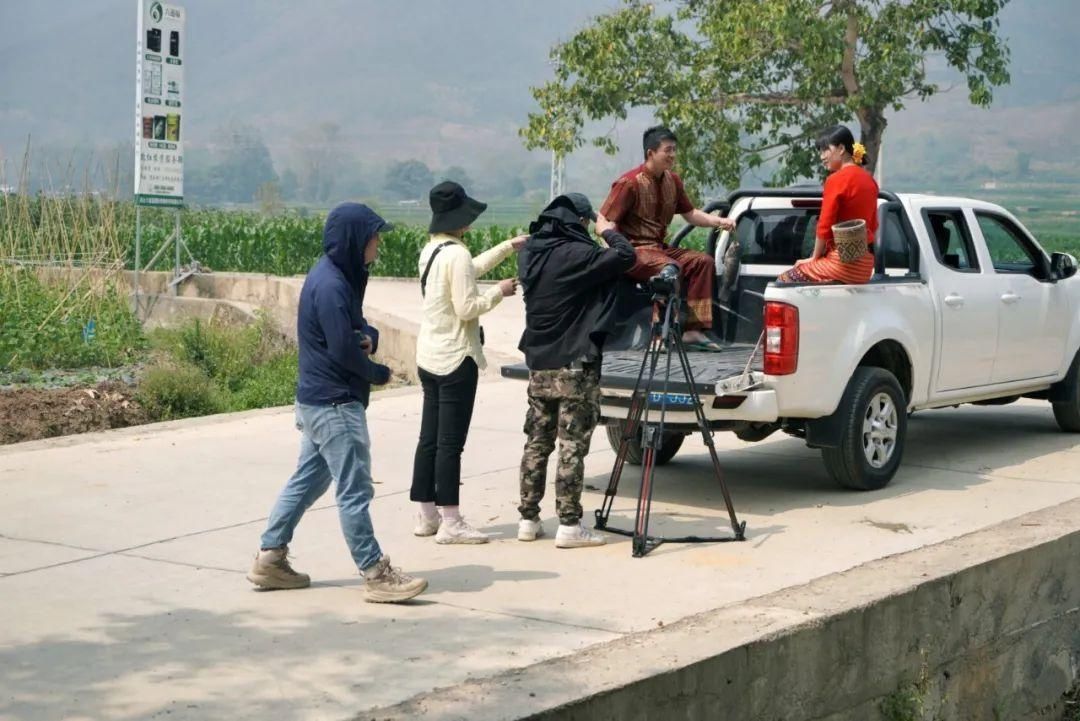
[428, 181, 488, 234]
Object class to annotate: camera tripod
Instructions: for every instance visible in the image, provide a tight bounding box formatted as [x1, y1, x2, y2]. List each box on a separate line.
[594, 283, 747, 557]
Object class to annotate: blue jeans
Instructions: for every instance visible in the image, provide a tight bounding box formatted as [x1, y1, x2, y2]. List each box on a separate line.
[260, 402, 383, 572]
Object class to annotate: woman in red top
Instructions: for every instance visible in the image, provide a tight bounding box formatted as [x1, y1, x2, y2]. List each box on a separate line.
[778, 125, 879, 284]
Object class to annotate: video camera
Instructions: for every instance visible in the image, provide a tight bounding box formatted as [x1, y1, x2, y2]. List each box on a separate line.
[648, 262, 681, 298]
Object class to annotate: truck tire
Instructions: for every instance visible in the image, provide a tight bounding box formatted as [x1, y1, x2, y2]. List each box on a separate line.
[1052, 353, 1080, 432]
[821, 367, 907, 491]
[605, 423, 685, 466]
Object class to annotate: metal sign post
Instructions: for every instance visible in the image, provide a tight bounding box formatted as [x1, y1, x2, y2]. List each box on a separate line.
[134, 206, 141, 314]
[134, 0, 196, 313]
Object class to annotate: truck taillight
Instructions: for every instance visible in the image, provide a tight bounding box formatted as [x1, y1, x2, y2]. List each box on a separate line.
[763, 302, 799, 375]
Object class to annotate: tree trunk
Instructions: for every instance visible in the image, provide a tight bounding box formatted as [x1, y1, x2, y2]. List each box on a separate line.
[857, 108, 887, 178]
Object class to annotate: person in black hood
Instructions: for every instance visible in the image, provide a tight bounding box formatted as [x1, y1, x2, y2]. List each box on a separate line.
[248, 202, 427, 603]
[515, 193, 636, 548]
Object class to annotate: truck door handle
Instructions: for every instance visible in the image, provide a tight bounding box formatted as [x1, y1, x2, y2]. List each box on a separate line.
[1001, 292, 1021, 304]
[944, 294, 965, 308]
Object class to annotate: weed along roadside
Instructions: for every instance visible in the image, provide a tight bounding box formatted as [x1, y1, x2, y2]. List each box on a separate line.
[0, 312, 409, 445]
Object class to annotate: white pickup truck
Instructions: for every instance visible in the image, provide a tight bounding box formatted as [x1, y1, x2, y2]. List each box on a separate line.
[503, 188, 1080, 490]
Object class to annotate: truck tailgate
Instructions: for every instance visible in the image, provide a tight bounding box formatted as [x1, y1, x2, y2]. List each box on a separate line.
[501, 342, 761, 395]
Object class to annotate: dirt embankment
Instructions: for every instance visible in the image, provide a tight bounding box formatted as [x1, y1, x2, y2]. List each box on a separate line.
[0, 383, 149, 445]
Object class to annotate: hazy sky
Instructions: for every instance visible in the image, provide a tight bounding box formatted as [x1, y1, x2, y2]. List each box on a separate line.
[1, 0, 1077, 189]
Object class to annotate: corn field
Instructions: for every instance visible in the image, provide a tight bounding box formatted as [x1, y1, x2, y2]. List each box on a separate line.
[132, 207, 525, 279]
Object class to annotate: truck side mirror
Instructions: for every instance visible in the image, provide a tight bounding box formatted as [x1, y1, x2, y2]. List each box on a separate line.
[1051, 252, 1077, 281]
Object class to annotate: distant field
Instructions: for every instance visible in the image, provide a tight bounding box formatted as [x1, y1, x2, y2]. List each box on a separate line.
[377, 200, 544, 229]
[956, 186, 1080, 254]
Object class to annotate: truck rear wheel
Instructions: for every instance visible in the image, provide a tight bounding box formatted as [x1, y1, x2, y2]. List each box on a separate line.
[1052, 352, 1080, 432]
[605, 423, 685, 466]
[821, 367, 907, 491]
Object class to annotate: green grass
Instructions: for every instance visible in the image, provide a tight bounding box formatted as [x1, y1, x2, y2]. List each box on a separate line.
[139, 313, 298, 420]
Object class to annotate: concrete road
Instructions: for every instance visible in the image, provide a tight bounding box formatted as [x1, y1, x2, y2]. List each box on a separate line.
[2, 372, 1079, 719]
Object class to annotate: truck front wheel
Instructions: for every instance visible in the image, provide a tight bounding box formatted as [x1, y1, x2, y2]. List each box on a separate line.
[1052, 352, 1080, 432]
[605, 423, 685, 466]
[821, 367, 907, 491]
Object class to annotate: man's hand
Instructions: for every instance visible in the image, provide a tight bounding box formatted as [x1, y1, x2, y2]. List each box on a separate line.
[498, 278, 519, 297]
[358, 334, 373, 354]
[595, 215, 616, 235]
[711, 215, 736, 232]
[510, 234, 529, 251]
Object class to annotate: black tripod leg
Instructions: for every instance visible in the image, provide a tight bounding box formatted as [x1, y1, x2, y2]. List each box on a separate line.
[595, 319, 664, 530]
[595, 390, 642, 529]
[633, 300, 678, 557]
[671, 334, 747, 540]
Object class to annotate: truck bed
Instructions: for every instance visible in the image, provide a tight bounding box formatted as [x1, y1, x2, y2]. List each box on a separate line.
[501, 342, 762, 395]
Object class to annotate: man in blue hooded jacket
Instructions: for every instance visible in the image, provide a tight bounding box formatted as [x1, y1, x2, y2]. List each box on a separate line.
[248, 203, 427, 603]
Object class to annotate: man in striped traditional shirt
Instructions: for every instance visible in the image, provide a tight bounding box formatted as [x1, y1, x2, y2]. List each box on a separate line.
[597, 126, 735, 350]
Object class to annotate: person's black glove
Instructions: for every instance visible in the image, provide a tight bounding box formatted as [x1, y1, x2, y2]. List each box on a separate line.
[371, 363, 393, 386]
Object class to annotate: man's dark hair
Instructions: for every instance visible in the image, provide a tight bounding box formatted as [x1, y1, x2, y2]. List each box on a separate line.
[643, 126, 677, 159]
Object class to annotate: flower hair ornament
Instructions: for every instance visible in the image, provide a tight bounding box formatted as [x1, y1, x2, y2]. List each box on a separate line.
[852, 142, 867, 165]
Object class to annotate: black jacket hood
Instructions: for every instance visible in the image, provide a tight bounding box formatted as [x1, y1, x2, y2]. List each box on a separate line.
[323, 203, 387, 291]
[522, 196, 596, 286]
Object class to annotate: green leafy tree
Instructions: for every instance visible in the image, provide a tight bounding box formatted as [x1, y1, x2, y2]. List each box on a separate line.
[207, 126, 278, 203]
[521, 0, 1011, 191]
[278, 168, 299, 201]
[293, 122, 342, 203]
[385, 160, 434, 200]
[255, 180, 283, 216]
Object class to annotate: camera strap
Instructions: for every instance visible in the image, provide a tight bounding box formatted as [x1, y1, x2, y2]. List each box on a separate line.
[420, 241, 456, 298]
[420, 240, 486, 347]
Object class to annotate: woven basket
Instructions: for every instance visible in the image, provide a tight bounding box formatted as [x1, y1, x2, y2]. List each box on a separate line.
[833, 219, 868, 264]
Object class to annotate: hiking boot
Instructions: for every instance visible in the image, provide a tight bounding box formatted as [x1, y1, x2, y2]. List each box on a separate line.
[555, 522, 606, 548]
[435, 517, 490, 544]
[413, 512, 440, 537]
[363, 556, 428, 603]
[247, 546, 310, 590]
[518, 517, 546, 542]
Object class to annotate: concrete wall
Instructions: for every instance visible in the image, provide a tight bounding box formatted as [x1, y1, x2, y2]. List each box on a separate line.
[36, 268, 421, 381]
[364, 499, 1080, 721]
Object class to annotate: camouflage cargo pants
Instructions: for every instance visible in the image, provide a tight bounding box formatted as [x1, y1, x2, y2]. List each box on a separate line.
[518, 366, 601, 525]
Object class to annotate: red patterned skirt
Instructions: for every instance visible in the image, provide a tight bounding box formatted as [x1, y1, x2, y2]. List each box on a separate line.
[625, 244, 714, 330]
[777, 247, 874, 284]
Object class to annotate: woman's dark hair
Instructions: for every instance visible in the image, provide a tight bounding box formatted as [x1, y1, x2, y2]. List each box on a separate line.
[815, 125, 855, 155]
[643, 125, 678, 159]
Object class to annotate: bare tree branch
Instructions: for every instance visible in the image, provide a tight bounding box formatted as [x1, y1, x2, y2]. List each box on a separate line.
[715, 93, 846, 108]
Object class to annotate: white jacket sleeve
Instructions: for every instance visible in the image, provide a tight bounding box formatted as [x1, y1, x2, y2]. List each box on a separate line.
[448, 247, 503, 321]
[471, 239, 515, 277]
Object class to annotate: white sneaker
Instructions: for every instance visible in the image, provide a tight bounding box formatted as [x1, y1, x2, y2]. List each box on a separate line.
[518, 518, 546, 542]
[435, 517, 490, 544]
[555, 522, 606, 548]
[413, 513, 440, 537]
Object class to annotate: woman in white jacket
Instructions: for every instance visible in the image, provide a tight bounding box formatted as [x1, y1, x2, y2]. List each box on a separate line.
[411, 181, 525, 543]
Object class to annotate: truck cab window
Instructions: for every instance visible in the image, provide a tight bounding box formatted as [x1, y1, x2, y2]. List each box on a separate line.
[735, 208, 817, 265]
[976, 212, 1048, 279]
[924, 210, 978, 272]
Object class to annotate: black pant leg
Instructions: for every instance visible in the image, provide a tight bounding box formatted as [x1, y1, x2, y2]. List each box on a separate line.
[410, 366, 442, 503]
[433, 357, 479, 506]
